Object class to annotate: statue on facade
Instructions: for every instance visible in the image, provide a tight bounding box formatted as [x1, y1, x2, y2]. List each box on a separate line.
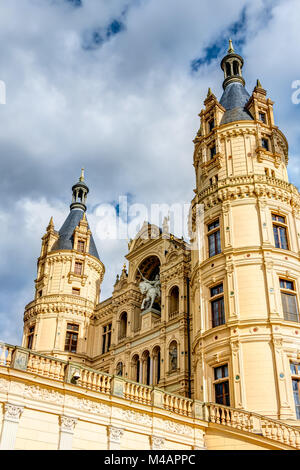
[169, 344, 178, 371]
[138, 268, 161, 311]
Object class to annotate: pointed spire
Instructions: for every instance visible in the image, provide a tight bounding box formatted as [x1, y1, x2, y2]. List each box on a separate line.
[256, 79, 262, 88]
[47, 216, 54, 231]
[79, 167, 85, 182]
[228, 39, 235, 54]
[207, 87, 212, 97]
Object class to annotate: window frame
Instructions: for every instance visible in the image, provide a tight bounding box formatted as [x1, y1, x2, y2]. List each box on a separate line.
[207, 218, 221, 258]
[280, 278, 299, 323]
[290, 362, 300, 419]
[64, 323, 79, 353]
[102, 323, 112, 354]
[210, 283, 225, 328]
[272, 213, 289, 250]
[261, 137, 270, 151]
[74, 261, 83, 275]
[77, 240, 85, 253]
[72, 287, 80, 296]
[27, 326, 35, 349]
[213, 363, 230, 406]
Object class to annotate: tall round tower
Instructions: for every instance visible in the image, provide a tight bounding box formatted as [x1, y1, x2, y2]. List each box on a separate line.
[22, 170, 105, 364]
[191, 41, 300, 420]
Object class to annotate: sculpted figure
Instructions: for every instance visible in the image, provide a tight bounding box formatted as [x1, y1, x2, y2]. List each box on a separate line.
[138, 269, 161, 310]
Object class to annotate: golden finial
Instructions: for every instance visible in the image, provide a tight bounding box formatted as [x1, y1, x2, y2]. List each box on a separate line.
[207, 87, 212, 97]
[228, 39, 235, 54]
[47, 216, 54, 230]
[256, 79, 262, 88]
[123, 263, 126, 270]
[79, 168, 85, 182]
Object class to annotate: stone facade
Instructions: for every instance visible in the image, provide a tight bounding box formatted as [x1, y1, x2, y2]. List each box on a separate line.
[1, 41, 299, 449]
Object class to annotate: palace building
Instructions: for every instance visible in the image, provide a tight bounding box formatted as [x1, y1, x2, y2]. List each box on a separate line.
[1, 41, 300, 450]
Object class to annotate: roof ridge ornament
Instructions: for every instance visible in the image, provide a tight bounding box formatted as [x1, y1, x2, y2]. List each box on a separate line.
[228, 39, 235, 54]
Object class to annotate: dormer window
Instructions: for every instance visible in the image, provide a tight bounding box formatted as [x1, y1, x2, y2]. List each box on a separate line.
[210, 145, 217, 159]
[77, 240, 85, 253]
[262, 138, 269, 151]
[259, 112, 266, 124]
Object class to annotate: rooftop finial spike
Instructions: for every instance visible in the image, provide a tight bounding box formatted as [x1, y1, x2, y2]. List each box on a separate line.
[228, 39, 235, 54]
[207, 87, 212, 97]
[256, 78, 262, 88]
[47, 216, 54, 230]
[79, 168, 85, 182]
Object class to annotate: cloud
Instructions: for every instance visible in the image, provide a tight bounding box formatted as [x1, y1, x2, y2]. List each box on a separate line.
[0, 0, 300, 344]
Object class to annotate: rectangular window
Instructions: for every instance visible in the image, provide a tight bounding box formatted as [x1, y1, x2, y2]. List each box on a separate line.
[74, 262, 83, 275]
[102, 323, 112, 354]
[280, 279, 299, 322]
[64, 323, 79, 353]
[259, 112, 266, 124]
[262, 138, 269, 151]
[207, 219, 221, 257]
[210, 283, 225, 328]
[210, 145, 217, 159]
[213, 364, 230, 406]
[27, 326, 35, 349]
[77, 240, 85, 253]
[291, 362, 300, 419]
[72, 287, 80, 296]
[272, 214, 289, 250]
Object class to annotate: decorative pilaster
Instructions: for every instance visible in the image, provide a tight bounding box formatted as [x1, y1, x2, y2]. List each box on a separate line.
[58, 415, 78, 450]
[151, 435, 165, 450]
[108, 426, 124, 450]
[0, 403, 24, 450]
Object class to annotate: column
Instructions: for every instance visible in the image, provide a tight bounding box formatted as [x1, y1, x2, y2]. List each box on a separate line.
[107, 426, 124, 450]
[58, 416, 78, 450]
[0, 403, 24, 450]
[150, 356, 154, 386]
[139, 360, 143, 383]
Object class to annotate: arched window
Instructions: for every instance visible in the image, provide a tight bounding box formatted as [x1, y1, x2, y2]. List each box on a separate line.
[153, 346, 161, 385]
[116, 362, 123, 376]
[226, 62, 231, 77]
[169, 341, 178, 372]
[132, 354, 140, 382]
[119, 312, 127, 340]
[169, 286, 179, 319]
[233, 61, 239, 75]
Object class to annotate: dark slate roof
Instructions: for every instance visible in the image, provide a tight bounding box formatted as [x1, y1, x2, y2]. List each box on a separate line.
[219, 82, 253, 125]
[51, 209, 100, 260]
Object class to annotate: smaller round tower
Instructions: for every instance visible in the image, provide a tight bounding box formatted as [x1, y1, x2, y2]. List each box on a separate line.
[22, 170, 105, 364]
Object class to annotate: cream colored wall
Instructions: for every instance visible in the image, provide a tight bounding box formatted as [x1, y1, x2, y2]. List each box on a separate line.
[0, 368, 295, 450]
[15, 408, 59, 450]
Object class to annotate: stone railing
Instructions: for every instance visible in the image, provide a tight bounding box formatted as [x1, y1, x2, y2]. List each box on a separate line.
[168, 311, 179, 320]
[124, 380, 152, 405]
[1, 343, 300, 448]
[204, 403, 300, 449]
[163, 390, 193, 417]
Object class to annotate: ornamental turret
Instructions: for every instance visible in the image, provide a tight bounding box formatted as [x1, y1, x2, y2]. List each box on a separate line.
[22, 171, 105, 364]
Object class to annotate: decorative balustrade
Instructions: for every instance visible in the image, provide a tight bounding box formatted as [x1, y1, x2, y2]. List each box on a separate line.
[77, 367, 111, 394]
[1, 344, 300, 449]
[0, 343, 14, 367]
[124, 381, 152, 405]
[163, 391, 193, 417]
[168, 311, 179, 320]
[204, 403, 300, 449]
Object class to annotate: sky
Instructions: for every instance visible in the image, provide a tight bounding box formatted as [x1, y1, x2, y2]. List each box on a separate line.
[0, 0, 300, 345]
